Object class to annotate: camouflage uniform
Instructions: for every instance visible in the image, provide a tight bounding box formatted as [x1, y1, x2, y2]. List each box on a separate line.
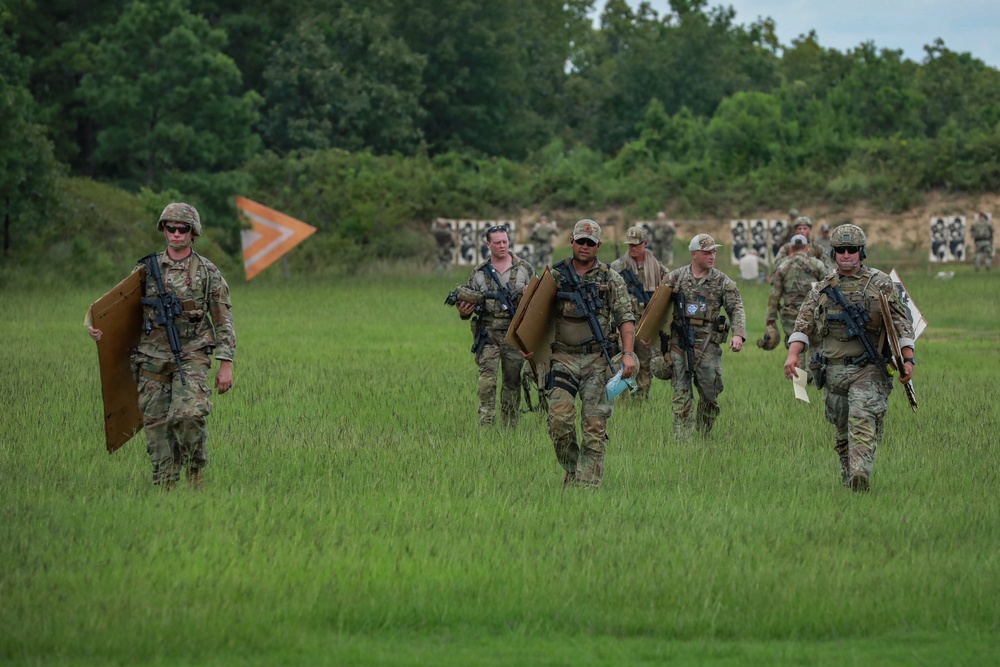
[789, 267, 915, 488]
[766, 252, 828, 369]
[547, 259, 635, 488]
[773, 242, 834, 272]
[433, 222, 456, 273]
[661, 265, 746, 439]
[970, 216, 994, 271]
[652, 223, 676, 266]
[610, 252, 668, 401]
[463, 253, 535, 427]
[134, 251, 235, 487]
[529, 221, 558, 269]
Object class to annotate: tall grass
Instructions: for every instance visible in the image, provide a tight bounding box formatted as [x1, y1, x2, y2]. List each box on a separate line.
[0, 259, 997, 666]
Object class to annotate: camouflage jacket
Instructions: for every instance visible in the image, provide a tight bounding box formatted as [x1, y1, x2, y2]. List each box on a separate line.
[970, 219, 994, 246]
[789, 266, 915, 360]
[135, 250, 236, 362]
[662, 265, 746, 340]
[464, 253, 534, 322]
[529, 224, 558, 246]
[609, 255, 668, 316]
[433, 228, 455, 250]
[773, 242, 833, 272]
[551, 259, 635, 346]
[766, 252, 829, 322]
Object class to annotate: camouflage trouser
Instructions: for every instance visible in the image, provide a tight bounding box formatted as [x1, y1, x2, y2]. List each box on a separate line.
[630, 337, 653, 401]
[546, 351, 614, 488]
[823, 363, 892, 484]
[436, 247, 454, 273]
[974, 241, 993, 271]
[668, 342, 723, 440]
[534, 244, 552, 270]
[135, 353, 213, 486]
[474, 331, 524, 427]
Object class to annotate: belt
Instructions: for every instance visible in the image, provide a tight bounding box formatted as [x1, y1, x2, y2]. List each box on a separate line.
[140, 368, 173, 383]
[688, 318, 708, 327]
[829, 355, 871, 367]
[552, 342, 604, 355]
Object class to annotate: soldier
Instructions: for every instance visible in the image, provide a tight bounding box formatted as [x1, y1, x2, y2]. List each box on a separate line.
[651, 211, 677, 266]
[455, 225, 534, 428]
[537, 219, 636, 488]
[773, 216, 833, 272]
[815, 223, 832, 255]
[783, 224, 915, 492]
[660, 234, 746, 440]
[87, 203, 235, 489]
[970, 212, 994, 272]
[610, 225, 668, 401]
[765, 234, 828, 371]
[528, 215, 559, 270]
[432, 219, 456, 273]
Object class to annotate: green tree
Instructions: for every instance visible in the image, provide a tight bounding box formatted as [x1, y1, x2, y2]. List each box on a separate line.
[0, 26, 64, 258]
[77, 0, 261, 189]
[706, 91, 787, 173]
[260, 7, 425, 155]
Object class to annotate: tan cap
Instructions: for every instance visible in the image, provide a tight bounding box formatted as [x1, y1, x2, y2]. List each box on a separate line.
[688, 233, 721, 252]
[572, 219, 601, 244]
[625, 225, 647, 245]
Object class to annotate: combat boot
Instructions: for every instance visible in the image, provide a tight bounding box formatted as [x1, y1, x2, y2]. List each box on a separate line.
[848, 473, 870, 493]
[188, 468, 205, 490]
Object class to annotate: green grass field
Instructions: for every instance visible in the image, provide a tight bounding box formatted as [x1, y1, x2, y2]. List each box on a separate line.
[1, 253, 998, 666]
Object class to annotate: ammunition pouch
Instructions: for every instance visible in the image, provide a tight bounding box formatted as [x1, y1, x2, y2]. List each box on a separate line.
[808, 352, 827, 390]
[709, 316, 731, 344]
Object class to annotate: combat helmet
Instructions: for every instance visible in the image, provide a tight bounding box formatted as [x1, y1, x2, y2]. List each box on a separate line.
[830, 223, 866, 259]
[793, 215, 813, 229]
[158, 202, 202, 237]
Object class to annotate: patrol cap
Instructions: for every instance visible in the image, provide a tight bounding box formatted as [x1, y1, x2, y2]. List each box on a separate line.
[572, 219, 601, 244]
[625, 225, 648, 244]
[790, 234, 809, 247]
[688, 233, 721, 252]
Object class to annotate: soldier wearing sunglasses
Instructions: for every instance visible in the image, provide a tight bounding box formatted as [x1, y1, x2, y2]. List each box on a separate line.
[783, 224, 914, 492]
[88, 202, 236, 490]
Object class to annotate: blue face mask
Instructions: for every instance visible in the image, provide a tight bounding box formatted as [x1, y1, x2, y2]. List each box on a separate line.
[605, 364, 638, 401]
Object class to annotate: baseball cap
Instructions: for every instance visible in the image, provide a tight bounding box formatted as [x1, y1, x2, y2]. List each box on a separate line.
[688, 233, 721, 251]
[790, 234, 809, 247]
[572, 219, 601, 244]
[625, 225, 647, 245]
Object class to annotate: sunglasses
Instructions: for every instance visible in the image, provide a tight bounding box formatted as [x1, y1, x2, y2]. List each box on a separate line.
[834, 246, 860, 255]
[487, 225, 508, 234]
[573, 238, 597, 247]
[164, 224, 192, 235]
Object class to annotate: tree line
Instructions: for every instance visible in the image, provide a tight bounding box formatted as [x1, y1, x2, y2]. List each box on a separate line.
[3, 0, 1000, 266]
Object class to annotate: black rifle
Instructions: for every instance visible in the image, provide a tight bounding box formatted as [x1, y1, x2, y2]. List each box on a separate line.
[821, 285, 885, 367]
[671, 291, 697, 379]
[480, 263, 517, 314]
[554, 262, 616, 371]
[470, 316, 490, 354]
[139, 253, 187, 385]
[618, 267, 651, 307]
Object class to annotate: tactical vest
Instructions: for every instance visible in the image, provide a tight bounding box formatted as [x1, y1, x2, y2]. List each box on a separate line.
[552, 259, 614, 346]
[780, 255, 825, 312]
[817, 271, 884, 343]
[141, 251, 212, 342]
[676, 271, 724, 326]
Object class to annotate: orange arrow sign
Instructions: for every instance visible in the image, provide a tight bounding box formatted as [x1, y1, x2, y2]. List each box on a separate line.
[236, 196, 317, 281]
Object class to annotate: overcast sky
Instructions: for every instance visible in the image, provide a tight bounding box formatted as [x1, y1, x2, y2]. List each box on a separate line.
[596, 1, 1000, 69]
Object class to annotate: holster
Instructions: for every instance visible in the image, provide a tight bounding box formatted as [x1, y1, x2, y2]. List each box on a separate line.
[808, 351, 827, 390]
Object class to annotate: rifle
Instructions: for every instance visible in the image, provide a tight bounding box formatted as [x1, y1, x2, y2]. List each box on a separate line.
[878, 291, 917, 412]
[821, 285, 885, 368]
[139, 253, 187, 385]
[553, 262, 616, 371]
[618, 267, 651, 307]
[480, 263, 517, 314]
[671, 291, 697, 379]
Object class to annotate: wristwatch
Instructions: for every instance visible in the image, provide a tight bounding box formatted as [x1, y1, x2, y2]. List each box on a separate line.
[623, 351, 638, 361]
[903, 357, 916, 365]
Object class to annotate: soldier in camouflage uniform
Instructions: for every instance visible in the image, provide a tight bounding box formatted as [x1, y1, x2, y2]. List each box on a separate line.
[541, 219, 636, 488]
[528, 216, 558, 269]
[970, 212, 994, 272]
[456, 225, 535, 427]
[610, 225, 668, 400]
[815, 223, 832, 256]
[432, 219, 456, 273]
[773, 216, 834, 272]
[765, 234, 829, 371]
[88, 203, 236, 489]
[652, 211, 676, 266]
[784, 224, 915, 492]
[660, 234, 746, 440]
